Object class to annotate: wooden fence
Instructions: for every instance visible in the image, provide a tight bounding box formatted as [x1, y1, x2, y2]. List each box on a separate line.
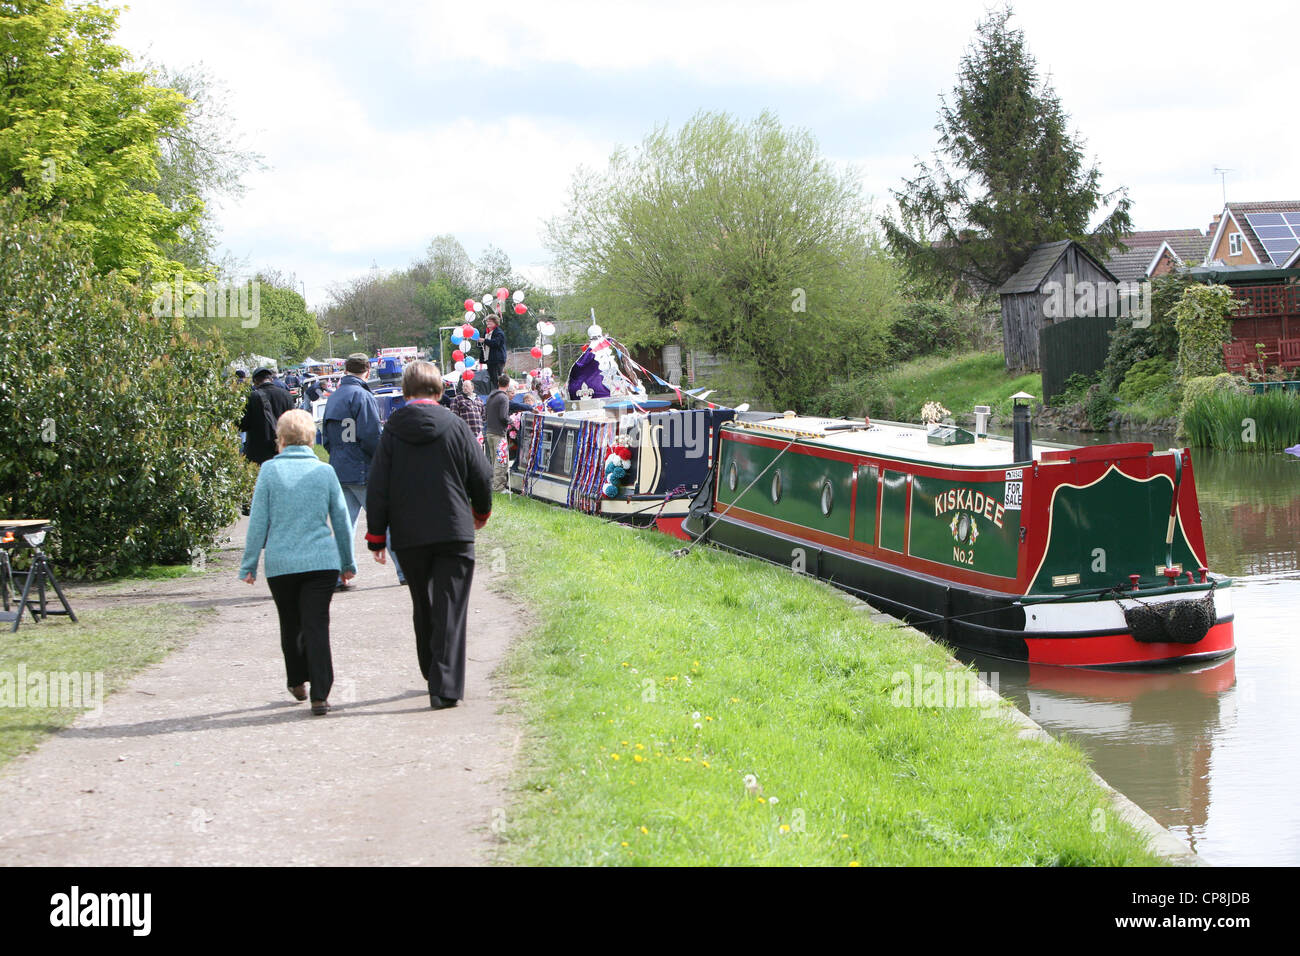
[1039, 314, 1117, 404]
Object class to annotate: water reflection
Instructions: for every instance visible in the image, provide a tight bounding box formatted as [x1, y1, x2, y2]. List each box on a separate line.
[958, 651, 1236, 858]
[1193, 448, 1300, 577]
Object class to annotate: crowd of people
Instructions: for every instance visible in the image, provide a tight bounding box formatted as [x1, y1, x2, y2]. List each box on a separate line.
[233, 348, 575, 716]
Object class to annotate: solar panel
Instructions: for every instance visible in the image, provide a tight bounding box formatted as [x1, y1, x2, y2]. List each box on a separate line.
[1255, 225, 1295, 239]
[1244, 212, 1300, 265]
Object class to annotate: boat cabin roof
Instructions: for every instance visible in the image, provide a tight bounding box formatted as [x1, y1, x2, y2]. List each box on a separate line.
[726, 416, 1074, 469]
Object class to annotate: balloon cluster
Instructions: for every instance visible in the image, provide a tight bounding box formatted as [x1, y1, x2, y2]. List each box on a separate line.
[448, 287, 529, 383]
[602, 436, 633, 498]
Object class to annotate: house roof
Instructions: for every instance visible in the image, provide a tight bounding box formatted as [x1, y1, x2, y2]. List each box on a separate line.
[1104, 229, 1207, 282]
[1205, 201, 1300, 266]
[998, 240, 1116, 295]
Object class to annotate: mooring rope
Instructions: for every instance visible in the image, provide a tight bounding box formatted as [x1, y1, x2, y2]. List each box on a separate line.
[669, 435, 800, 558]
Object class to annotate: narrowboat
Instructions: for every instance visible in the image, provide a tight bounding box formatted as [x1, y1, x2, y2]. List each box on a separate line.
[682, 411, 1235, 668]
[507, 331, 763, 537]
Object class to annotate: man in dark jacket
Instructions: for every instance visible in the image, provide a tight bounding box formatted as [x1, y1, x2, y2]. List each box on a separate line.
[483, 315, 506, 389]
[483, 374, 511, 492]
[365, 361, 491, 709]
[324, 354, 402, 586]
[240, 367, 296, 464]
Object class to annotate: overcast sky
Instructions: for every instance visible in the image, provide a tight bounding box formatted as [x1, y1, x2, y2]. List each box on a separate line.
[115, 0, 1299, 308]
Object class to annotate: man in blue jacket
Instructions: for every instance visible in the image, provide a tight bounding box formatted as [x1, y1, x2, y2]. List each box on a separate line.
[323, 353, 404, 587]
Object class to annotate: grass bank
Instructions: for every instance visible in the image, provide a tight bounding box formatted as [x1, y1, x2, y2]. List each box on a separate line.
[0, 604, 209, 767]
[484, 496, 1163, 866]
[841, 351, 1042, 424]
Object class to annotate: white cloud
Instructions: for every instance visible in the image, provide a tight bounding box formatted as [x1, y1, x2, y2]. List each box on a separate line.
[113, 0, 1300, 304]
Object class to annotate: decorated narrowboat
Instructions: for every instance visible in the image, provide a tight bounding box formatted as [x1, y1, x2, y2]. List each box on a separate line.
[507, 330, 762, 537]
[682, 410, 1235, 668]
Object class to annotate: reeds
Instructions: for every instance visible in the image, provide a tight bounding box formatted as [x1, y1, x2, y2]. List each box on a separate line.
[1182, 389, 1300, 452]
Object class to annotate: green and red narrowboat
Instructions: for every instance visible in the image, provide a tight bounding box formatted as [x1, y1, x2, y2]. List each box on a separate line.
[684, 414, 1235, 668]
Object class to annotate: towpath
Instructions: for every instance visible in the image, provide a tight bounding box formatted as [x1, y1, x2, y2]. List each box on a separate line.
[0, 516, 522, 865]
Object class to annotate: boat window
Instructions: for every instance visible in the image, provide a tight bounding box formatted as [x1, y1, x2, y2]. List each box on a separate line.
[727, 461, 738, 492]
[771, 470, 782, 504]
[820, 479, 833, 516]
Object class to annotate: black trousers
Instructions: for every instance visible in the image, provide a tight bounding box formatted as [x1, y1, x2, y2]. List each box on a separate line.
[266, 569, 337, 701]
[487, 362, 503, 391]
[394, 542, 475, 702]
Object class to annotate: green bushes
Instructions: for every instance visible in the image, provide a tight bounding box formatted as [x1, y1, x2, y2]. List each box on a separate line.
[0, 200, 252, 577]
[1174, 284, 1238, 381]
[1182, 388, 1300, 452]
[884, 301, 964, 362]
[1100, 272, 1188, 391]
[1117, 356, 1172, 403]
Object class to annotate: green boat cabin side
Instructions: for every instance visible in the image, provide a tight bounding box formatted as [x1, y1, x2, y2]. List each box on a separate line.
[713, 427, 1211, 598]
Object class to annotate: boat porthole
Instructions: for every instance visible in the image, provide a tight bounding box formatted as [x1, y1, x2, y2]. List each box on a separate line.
[820, 479, 833, 516]
[728, 461, 738, 492]
[771, 470, 782, 504]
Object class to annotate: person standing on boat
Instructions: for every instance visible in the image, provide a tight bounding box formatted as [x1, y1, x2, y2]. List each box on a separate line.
[323, 353, 404, 588]
[364, 361, 492, 709]
[239, 409, 355, 715]
[483, 374, 511, 492]
[451, 377, 484, 443]
[483, 315, 507, 393]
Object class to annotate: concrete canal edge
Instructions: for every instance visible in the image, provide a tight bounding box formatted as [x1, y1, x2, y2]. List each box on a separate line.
[830, 586, 1206, 867]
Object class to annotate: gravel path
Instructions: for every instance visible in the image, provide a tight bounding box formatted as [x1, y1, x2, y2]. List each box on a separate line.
[0, 516, 522, 866]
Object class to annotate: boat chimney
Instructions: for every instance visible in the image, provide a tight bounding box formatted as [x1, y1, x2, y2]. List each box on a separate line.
[1011, 392, 1035, 462]
[973, 405, 991, 439]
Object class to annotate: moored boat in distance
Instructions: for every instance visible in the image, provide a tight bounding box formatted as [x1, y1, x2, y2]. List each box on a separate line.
[683, 411, 1235, 668]
[507, 328, 772, 537]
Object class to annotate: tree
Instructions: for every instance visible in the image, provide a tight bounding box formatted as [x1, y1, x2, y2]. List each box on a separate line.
[411, 233, 474, 289]
[882, 5, 1132, 299]
[141, 61, 263, 275]
[0, 0, 200, 282]
[0, 194, 251, 577]
[547, 110, 899, 410]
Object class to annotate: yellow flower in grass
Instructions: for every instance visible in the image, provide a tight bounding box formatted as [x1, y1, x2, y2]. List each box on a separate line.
[779, 824, 790, 834]
[610, 753, 620, 760]
[633, 754, 644, 763]
[848, 861, 861, 867]
[640, 826, 649, 834]
[621, 841, 629, 847]
[701, 761, 711, 769]
[729, 697, 739, 703]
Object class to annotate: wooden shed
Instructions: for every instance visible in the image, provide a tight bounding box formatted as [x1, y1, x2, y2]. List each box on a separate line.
[998, 240, 1118, 371]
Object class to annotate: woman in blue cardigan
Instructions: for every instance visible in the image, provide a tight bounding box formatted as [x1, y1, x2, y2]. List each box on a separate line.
[240, 409, 356, 715]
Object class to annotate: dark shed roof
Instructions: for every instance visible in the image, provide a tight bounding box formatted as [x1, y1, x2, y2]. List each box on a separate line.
[997, 240, 1117, 295]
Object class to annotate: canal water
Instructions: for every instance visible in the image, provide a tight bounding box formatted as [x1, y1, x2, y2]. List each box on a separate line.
[960, 431, 1300, 865]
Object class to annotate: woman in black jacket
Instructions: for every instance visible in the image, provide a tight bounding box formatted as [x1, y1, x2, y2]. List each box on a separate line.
[365, 361, 493, 709]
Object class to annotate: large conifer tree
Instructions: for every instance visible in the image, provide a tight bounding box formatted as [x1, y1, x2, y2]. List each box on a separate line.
[883, 6, 1132, 297]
